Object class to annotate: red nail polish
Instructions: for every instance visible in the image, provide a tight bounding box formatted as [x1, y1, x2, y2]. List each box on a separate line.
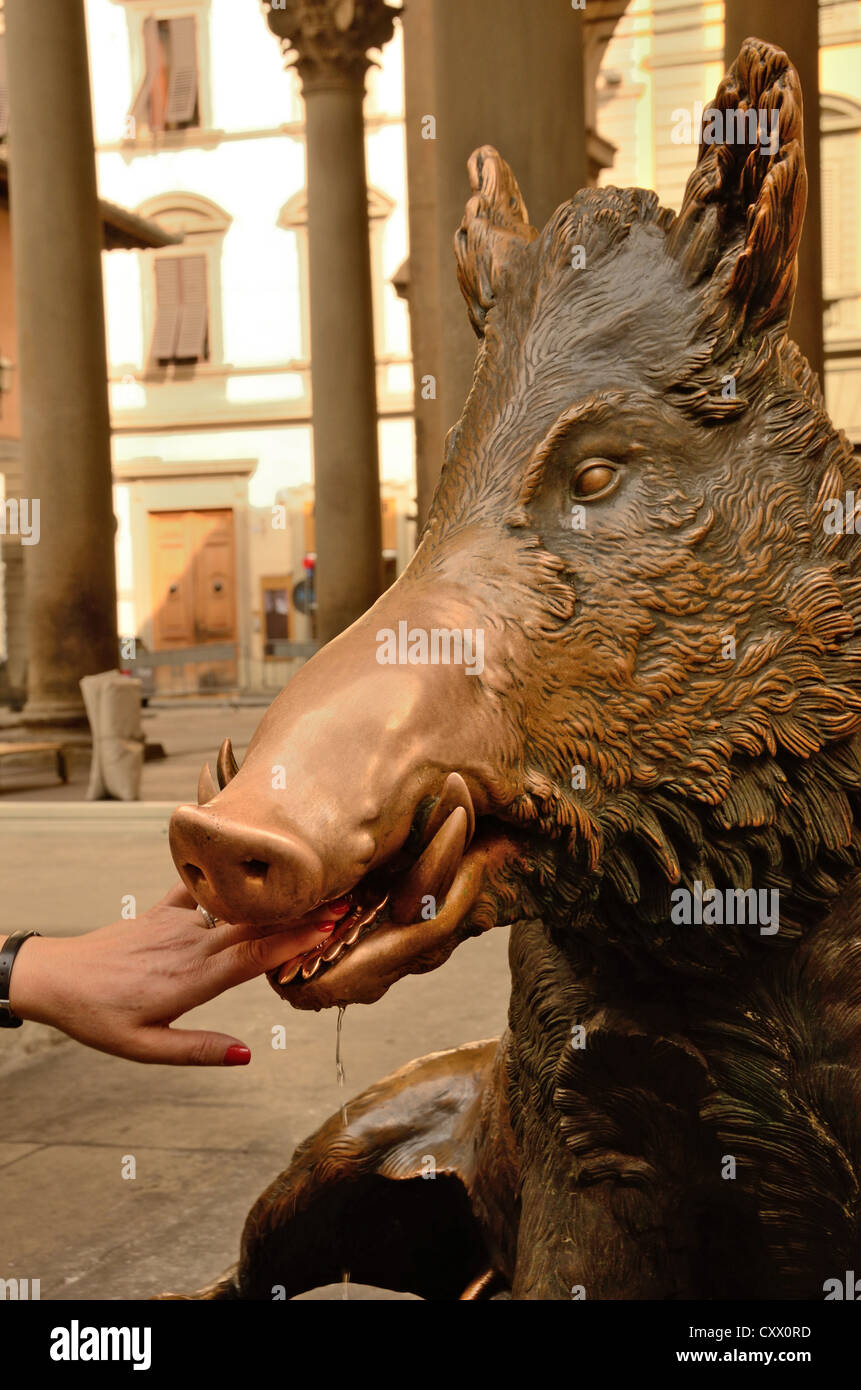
[329, 900, 351, 916]
[318, 921, 337, 934]
[224, 1044, 251, 1066]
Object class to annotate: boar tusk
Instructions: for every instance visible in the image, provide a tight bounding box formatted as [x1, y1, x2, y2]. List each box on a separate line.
[422, 771, 475, 850]
[216, 737, 239, 789]
[390, 806, 469, 925]
[197, 762, 218, 805]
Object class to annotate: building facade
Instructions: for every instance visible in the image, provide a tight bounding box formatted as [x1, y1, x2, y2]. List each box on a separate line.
[2, 0, 857, 706]
[593, 0, 861, 447]
[88, 0, 413, 694]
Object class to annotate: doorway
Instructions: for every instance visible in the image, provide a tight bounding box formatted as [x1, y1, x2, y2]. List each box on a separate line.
[147, 508, 237, 692]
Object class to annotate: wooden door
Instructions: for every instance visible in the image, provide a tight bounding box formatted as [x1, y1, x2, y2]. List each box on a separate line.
[190, 510, 235, 644]
[148, 509, 237, 691]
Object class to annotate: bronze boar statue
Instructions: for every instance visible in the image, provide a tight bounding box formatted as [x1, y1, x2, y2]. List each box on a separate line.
[168, 40, 861, 1299]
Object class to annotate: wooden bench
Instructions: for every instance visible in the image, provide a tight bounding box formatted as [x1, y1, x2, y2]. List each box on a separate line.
[0, 741, 68, 785]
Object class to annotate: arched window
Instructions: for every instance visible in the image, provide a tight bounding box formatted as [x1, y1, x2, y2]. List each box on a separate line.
[821, 94, 861, 341]
[277, 186, 396, 364]
[135, 192, 231, 371]
[821, 94, 861, 446]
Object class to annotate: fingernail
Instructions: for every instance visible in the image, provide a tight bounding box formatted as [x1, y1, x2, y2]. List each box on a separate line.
[328, 899, 351, 916]
[223, 1044, 251, 1066]
[317, 921, 337, 934]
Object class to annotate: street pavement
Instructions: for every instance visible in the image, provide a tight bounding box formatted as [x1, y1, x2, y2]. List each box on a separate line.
[0, 704, 511, 1300]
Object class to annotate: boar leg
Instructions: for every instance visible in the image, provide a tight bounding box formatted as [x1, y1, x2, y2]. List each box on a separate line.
[163, 1038, 506, 1301]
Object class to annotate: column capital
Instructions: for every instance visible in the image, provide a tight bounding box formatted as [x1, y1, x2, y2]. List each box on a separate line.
[263, 0, 400, 91]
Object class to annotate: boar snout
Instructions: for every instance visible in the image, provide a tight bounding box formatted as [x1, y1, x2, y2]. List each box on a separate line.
[167, 584, 533, 1007]
[170, 808, 325, 927]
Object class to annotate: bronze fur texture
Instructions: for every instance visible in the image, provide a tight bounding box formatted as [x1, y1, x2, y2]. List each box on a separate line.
[166, 39, 861, 1299]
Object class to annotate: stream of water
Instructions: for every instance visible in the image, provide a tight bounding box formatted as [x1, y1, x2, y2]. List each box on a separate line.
[337, 1005, 350, 1299]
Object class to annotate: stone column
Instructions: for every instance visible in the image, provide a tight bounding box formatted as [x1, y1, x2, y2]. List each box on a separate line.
[724, 0, 824, 383]
[3, 0, 119, 728]
[403, 0, 588, 529]
[265, 0, 397, 643]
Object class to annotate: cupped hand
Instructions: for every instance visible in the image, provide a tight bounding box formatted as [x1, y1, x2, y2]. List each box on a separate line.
[7, 884, 337, 1066]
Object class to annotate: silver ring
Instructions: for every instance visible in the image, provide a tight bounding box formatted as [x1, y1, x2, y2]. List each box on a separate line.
[197, 904, 219, 930]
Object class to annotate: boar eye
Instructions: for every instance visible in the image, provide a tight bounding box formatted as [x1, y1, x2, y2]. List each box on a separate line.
[570, 459, 619, 501]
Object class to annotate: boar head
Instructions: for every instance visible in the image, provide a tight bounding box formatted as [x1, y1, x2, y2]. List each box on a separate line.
[170, 38, 861, 1008]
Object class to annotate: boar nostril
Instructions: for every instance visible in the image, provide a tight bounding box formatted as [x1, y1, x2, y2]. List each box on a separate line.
[243, 858, 269, 883]
[183, 863, 205, 892]
[169, 804, 325, 920]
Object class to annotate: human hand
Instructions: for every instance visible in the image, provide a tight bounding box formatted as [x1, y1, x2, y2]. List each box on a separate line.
[6, 883, 341, 1066]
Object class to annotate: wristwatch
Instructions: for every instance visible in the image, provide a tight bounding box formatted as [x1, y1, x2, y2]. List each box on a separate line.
[0, 931, 41, 1028]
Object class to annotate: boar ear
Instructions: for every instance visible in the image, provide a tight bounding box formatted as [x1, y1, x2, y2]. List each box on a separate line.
[668, 38, 806, 341]
[455, 146, 538, 337]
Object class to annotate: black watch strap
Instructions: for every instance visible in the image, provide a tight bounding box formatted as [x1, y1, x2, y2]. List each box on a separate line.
[0, 931, 41, 1028]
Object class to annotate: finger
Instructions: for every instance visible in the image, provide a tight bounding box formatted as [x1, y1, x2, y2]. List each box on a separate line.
[303, 898, 351, 927]
[210, 897, 351, 945]
[159, 882, 198, 911]
[208, 924, 339, 986]
[134, 1028, 252, 1067]
[205, 918, 259, 949]
[210, 917, 336, 958]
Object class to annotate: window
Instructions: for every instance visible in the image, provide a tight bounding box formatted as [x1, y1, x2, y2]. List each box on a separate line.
[821, 96, 861, 340]
[136, 194, 230, 371]
[129, 15, 199, 135]
[303, 495, 399, 588]
[278, 186, 396, 363]
[151, 254, 208, 364]
[261, 577, 293, 658]
[0, 36, 8, 140]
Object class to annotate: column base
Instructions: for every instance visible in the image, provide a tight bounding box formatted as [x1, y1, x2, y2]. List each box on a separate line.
[15, 698, 92, 740]
[0, 709, 93, 784]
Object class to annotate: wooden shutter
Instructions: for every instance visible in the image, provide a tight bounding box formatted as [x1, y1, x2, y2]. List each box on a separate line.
[175, 255, 208, 360]
[822, 132, 860, 334]
[164, 17, 198, 126]
[822, 162, 837, 300]
[146, 16, 168, 133]
[151, 257, 182, 361]
[129, 18, 154, 132]
[0, 37, 9, 139]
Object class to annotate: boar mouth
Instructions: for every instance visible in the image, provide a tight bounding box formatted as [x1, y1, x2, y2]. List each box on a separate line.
[267, 831, 512, 1010]
[268, 776, 515, 1010]
[179, 749, 523, 1010]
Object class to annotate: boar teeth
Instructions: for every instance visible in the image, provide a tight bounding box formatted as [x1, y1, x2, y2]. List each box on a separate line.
[216, 738, 239, 789]
[390, 806, 469, 925]
[197, 762, 218, 805]
[278, 960, 302, 986]
[275, 893, 388, 988]
[421, 772, 475, 850]
[357, 894, 388, 924]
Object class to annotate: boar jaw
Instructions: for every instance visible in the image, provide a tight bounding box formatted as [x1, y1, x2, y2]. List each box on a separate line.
[270, 816, 523, 1012]
[173, 728, 530, 1009]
